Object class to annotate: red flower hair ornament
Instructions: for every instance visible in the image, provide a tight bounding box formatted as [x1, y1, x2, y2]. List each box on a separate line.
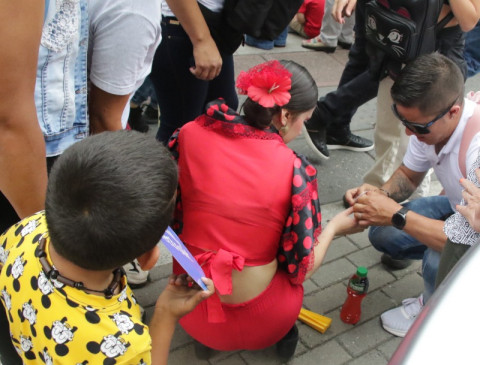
[236, 60, 292, 108]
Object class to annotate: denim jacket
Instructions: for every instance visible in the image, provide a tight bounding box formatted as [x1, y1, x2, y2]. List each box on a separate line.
[35, 0, 89, 157]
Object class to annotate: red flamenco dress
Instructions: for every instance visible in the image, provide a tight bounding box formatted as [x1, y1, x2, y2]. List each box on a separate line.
[168, 99, 322, 350]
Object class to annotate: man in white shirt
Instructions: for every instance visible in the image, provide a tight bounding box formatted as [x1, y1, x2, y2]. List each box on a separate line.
[344, 53, 480, 338]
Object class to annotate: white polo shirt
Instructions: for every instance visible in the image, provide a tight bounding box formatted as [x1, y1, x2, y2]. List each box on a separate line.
[403, 98, 480, 210]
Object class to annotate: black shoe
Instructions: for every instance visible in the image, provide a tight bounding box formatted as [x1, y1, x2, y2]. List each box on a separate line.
[381, 253, 412, 270]
[326, 133, 374, 152]
[338, 40, 353, 50]
[194, 340, 214, 360]
[142, 105, 159, 125]
[303, 121, 329, 160]
[276, 324, 299, 360]
[128, 107, 149, 133]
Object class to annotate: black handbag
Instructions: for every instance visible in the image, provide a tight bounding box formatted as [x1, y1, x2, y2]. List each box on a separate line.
[365, 0, 453, 63]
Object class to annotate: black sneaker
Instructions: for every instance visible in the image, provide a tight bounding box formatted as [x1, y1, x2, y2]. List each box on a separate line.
[142, 105, 159, 125]
[276, 324, 299, 360]
[381, 253, 412, 270]
[303, 123, 329, 160]
[338, 40, 353, 50]
[326, 133, 374, 152]
[128, 107, 149, 133]
[194, 340, 214, 360]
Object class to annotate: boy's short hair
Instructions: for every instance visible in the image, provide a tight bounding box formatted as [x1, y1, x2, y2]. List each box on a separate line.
[45, 130, 178, 270]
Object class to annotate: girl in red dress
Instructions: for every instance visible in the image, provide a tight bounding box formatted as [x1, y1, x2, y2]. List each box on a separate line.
[168, 60, 361, 360]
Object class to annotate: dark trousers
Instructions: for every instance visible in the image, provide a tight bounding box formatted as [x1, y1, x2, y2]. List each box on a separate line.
[316, 0, 380, 137]
[151, 17, 238, 144]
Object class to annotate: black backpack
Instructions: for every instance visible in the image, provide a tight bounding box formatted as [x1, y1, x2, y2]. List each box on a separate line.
[224, 0, 304, 40]
[364, 0, 453, 63]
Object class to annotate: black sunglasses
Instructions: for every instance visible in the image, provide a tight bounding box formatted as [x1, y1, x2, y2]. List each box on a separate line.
[391, 99, 457, 135]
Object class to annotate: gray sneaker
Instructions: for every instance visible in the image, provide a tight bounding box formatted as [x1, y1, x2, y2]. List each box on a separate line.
[381, 295, 423, 337]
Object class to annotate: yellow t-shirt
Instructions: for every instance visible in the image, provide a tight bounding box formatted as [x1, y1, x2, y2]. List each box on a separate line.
[0, 211, 152, 364]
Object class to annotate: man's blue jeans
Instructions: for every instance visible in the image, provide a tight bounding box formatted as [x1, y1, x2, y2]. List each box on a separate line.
[244, 27, 288, 50]
[368, 196, 453, 303]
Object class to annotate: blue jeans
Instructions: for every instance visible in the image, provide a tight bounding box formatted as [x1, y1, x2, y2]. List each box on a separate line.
[465, 21, 480, 78]
[131, 75, 158, 107]
[244, 28, 288, 50]
[368, 196, 454, 303]
[150, 17, 238, 144]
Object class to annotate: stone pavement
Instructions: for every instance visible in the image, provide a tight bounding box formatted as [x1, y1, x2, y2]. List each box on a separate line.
[135, 33, 480, 364]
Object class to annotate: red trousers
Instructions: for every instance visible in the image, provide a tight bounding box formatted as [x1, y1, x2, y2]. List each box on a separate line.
[179, 269, 303, 351]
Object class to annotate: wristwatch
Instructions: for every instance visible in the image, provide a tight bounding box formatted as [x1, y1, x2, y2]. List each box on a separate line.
[391, 207, 410, 230]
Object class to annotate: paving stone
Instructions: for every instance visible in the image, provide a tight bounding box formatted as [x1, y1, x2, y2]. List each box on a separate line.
[346, 245, 382, 268]
[302, 278, 319, 295]
[337, 318, 393, 357]
[351, 99, 377, 131]
[303, 281, 347, 314]
[344, 349, 388, 365]
[389, 260, 422, 280]
[209, 349, 244, 364]
[239, 347, 291, 365]
[156, 244, 173, 266]
[149, 261, 172, 281]
[380, 272, 424, 304]
[377, 337, 403, 361]
[167, 343, 209, 365]
[310, 258, 357, 289]
[315, 150, 375, 204]
[319, 201, 347, 222]
[290, 340, 352, 365]
[132, 276, 168, 308]
[169, 324, 195, 351]
[323, 236, 358, 264]
[212, 353, 247, 365]
[346, 231, 372, 249]
[362, 265, 397, 292]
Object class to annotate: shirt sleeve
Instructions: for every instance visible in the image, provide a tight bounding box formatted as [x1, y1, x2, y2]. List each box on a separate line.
[403, 136, 432, 172]
[277, 154, 322, 285]
[88, 11, 161, 95]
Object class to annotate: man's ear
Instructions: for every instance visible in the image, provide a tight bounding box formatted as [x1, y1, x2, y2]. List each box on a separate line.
[136, 245, 160, 271]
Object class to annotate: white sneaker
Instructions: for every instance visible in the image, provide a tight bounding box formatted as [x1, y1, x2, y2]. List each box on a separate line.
[123, 259, 149, 288]
[380, 294, 423, 337]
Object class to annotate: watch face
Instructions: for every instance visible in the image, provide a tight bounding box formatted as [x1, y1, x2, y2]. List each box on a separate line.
[392, 208, 407, 229]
